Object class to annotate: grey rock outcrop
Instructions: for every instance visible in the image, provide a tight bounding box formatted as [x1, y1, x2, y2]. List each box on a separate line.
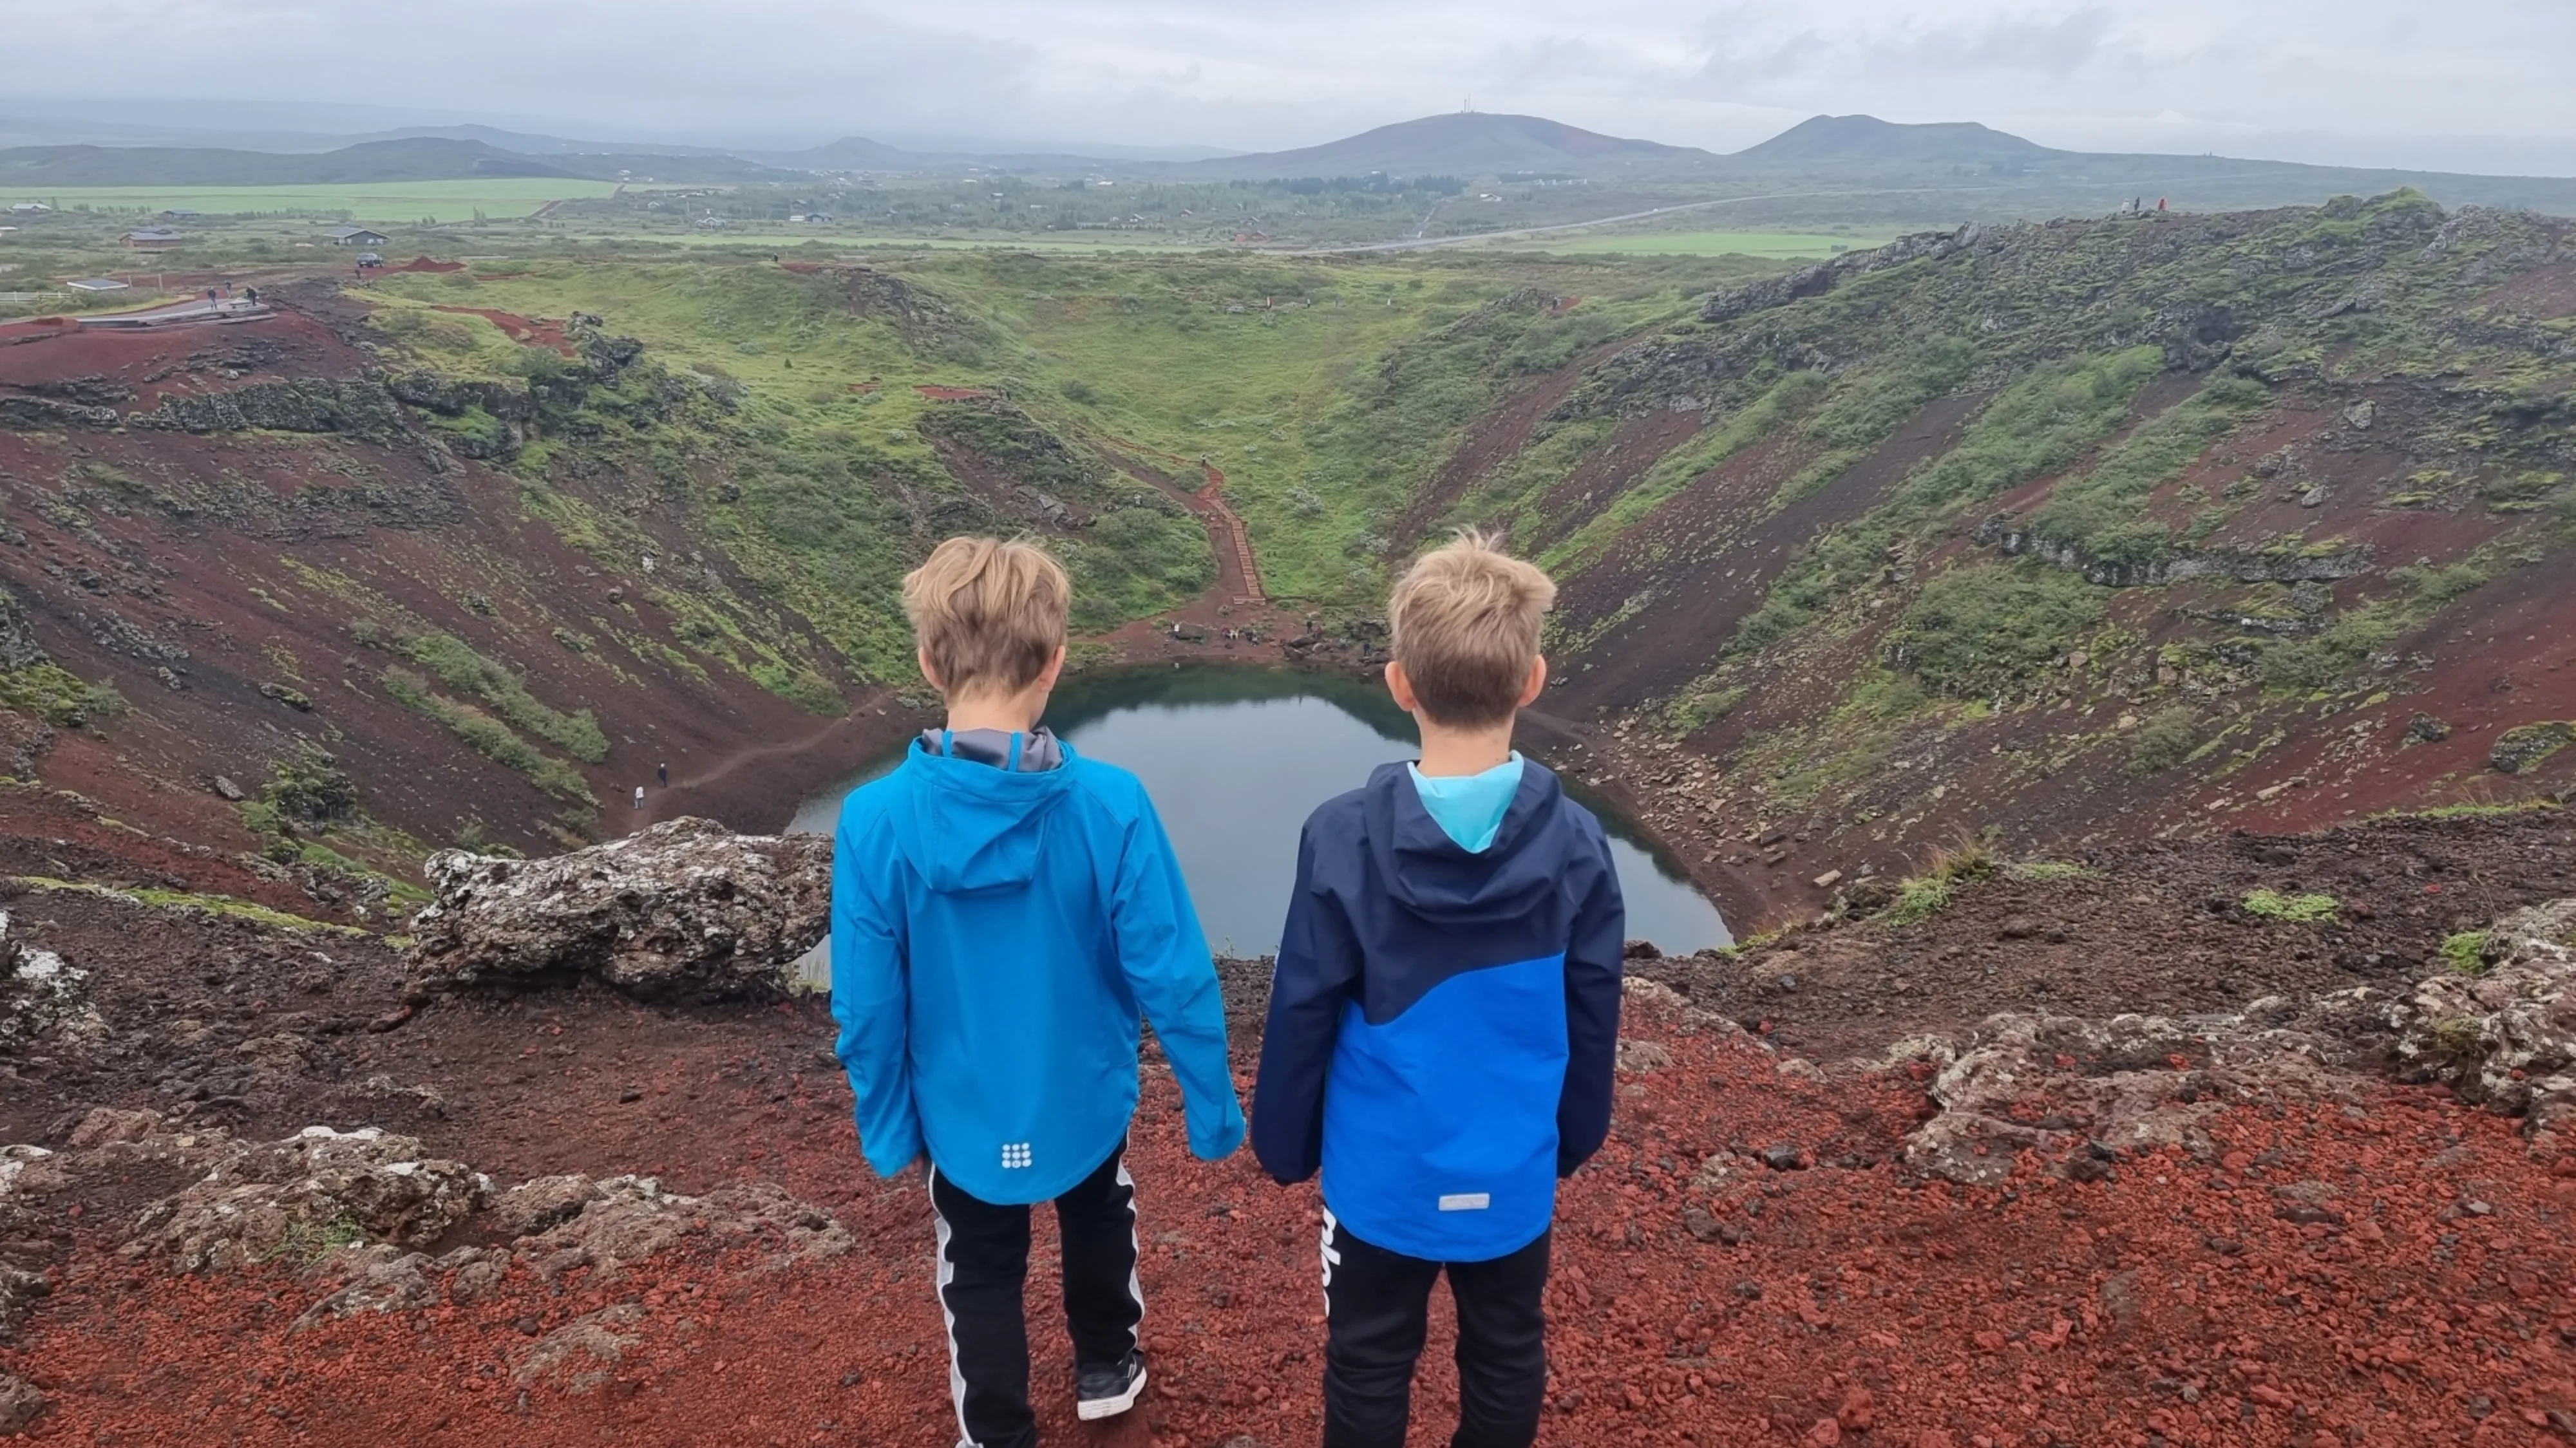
[1976, 516, 2374, 588]
[5, 1109, 851, 1340]
[1700, 227, 1981, 325]
[0, 396, 118, 432]
[0, 591, 41, 673]
[406, 817, 831, 1001]
[2393, 899, 2576, 1148]
[0, 1371, 43, 1434]
[126, 1124, 491, 1272]
[510, 1173, 852, 1281]
[1893, 898, 2576, 1182]
[1891, 1005, 2372, 1185]
[2489, 721, 2574, 776]
[129, 379, 407, 441]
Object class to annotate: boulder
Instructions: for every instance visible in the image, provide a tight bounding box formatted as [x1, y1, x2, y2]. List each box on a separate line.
[509, 1174, 851, 1280]
[2392, 899, 2576, 1143]
[2490, 721, 2575, 775]
[405, 817, 831, 1001]
[126, 1125, 489, 1272]
[512, 1302, 648, 1394]
[1897, 1007, 2373, 1185]
[0, 1371, 43, 1434]
[0, 912, 102, 1046]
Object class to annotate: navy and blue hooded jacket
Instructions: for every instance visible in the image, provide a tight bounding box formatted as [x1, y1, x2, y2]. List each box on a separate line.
[831, 736, 1245, 1206]
[1251, 758, 1625, 1261]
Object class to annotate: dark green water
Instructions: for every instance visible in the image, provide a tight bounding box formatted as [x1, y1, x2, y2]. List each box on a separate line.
[791, 667, 1729, 959]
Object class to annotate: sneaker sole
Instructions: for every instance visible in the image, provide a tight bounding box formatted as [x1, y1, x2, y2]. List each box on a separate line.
[1076, 1366, 1146, 1421]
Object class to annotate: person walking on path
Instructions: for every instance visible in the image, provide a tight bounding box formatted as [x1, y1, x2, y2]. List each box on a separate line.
[632, 785, 645, 811]
[658, 762, 669, 787]
[1253, 530, 1627, 1448]
[833, 536, 1244, 1448]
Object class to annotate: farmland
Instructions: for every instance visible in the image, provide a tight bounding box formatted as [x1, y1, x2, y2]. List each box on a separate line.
[1503, 227, 1909, 258]
[0, 178, 625, 222]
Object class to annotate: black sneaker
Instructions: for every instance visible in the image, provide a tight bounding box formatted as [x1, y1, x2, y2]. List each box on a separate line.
[1075, 1351, 1148, 1421]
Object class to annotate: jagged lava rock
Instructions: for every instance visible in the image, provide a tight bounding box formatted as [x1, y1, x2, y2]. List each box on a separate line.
[126, 1125, 489, 1272]
[405, 816, 830, 1001]
[2394, 898, 2576, 1144]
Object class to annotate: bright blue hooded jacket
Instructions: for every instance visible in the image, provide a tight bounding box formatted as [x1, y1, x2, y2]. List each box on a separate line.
[1252, 758, 1625, 1262]
[831, 735, 1245, 1205]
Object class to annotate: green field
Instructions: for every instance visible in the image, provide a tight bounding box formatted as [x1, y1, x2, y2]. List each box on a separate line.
[0, 180, 626, 223]
[565, 230, 1210, 252]
[1509, 229, 1905, 259]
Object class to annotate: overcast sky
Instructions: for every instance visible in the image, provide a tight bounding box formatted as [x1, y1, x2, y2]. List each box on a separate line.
[10, 0, 2575, 174]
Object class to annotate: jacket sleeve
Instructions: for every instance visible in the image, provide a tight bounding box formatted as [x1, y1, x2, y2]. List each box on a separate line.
[1251, 826, 1361, 1185]
[1110, 795, 1245, 1161]
[1555, 833, 1627, 1176]
[831, 809, 923, 1179]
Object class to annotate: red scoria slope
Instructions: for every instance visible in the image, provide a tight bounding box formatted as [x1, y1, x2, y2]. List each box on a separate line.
[8, 993, 2572, 1448]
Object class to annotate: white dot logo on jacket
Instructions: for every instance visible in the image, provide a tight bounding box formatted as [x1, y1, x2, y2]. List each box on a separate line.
[1001, 1142, 1032, 1169]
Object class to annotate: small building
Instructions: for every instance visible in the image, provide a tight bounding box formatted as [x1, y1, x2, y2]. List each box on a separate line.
[7, 202, 50, 214]
[66, 278, 131, 292]
[121, 229, 184, 250]
[327, 226, 391, 247]
[160, 208, 204, 219]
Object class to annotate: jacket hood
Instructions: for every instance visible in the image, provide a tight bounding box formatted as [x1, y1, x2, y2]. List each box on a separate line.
[1361, 758, 1573, 927]
[890, 737, 1079, 894]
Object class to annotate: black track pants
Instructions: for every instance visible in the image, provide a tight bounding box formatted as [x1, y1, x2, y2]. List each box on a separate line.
[1320, 1208, 1551, 1448]
[928, 1143, 1143, 1448]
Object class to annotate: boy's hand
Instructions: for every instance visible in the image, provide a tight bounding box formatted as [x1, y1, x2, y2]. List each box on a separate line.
[1191, 1104, 1246, 1161]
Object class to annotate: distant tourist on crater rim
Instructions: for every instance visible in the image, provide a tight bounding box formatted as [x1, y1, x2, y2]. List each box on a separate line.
[830, 535, 1244, 1447]
[1253, 529, 1627, 1448]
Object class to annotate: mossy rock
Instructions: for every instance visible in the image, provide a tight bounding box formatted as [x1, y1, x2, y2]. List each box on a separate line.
[2490, 721, 2575, 775]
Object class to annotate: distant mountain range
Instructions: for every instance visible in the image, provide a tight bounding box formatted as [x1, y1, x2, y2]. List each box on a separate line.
[2, 109, 2571, 218]
[0, 136, 800, 187]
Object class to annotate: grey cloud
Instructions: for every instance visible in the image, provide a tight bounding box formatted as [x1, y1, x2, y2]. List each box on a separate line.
[1, 0, 2570, 173]
[1692, 4, 2134, 97]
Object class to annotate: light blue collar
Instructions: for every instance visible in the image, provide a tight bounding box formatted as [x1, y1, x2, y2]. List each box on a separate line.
[1405, 753, 1523, 854]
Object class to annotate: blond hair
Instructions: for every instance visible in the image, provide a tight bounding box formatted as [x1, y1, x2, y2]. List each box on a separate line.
[1387, 530, 1556, 728]
[902, 536, 1070, 698]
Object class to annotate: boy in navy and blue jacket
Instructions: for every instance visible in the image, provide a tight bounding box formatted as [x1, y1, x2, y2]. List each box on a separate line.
[1253, 531, 1625, 1448]
[832, 536, 1244, 1448]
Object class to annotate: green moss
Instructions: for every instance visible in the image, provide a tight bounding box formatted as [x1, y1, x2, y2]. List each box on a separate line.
[8, 876, 370, 936]
[2022, 372, 2271, 565]
[381, 668, 596, 802]
[2003, 861, 2098, 883]
[2243, 889, 2338, 922]
[2440, 930, 2490, 974]
[1886, 874, 1958, 925]
[1735, 348, 2164, 655]
[1888, 561, 2110, 698]
[2128, 707, 2202, 774]
[0, 663, 125, 728]
[401, 634, 609, 762]
[748, 662, 845, 716]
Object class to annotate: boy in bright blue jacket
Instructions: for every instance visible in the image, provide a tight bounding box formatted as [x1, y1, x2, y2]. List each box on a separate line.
[1253, 531, 1625, 1448]
[833, 536, 1244, 1448]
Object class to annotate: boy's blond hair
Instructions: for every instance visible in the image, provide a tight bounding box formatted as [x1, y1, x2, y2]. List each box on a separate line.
[1387, 530, 1557, 729]
[902, 536, 1070, 699]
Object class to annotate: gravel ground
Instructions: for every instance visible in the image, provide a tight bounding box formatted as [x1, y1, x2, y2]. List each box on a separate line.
[10, 995, 2573, 1447]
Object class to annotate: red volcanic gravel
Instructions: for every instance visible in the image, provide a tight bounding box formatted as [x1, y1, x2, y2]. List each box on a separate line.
[8, 1002, 2574, 1447]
